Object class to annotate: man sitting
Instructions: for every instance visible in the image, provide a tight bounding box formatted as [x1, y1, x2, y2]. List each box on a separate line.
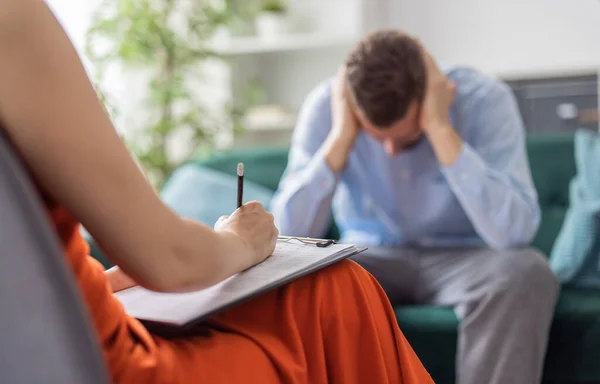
[271, 29, 560, 384]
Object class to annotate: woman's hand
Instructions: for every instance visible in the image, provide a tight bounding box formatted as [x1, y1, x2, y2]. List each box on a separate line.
[214, 201, 279, 268]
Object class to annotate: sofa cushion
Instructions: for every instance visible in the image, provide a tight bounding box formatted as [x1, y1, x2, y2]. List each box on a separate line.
[161, 164, 274, 226]
[550, 130, 600, 288]
[395, 286, 600, 383]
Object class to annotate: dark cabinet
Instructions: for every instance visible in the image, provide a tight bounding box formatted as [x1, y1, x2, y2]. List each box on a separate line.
[505, 74, 599, 134]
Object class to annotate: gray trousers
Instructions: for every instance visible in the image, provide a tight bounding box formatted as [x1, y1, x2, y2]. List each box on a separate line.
[351, 247, 560, 384]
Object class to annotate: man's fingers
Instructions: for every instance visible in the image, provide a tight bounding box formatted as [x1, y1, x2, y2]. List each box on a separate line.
[334, 66, 348, 97]
[422, 51, 444, 82]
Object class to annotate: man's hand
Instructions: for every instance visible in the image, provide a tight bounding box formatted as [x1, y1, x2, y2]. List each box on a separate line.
[419, 51, 463, 166]
[419, 52, 457, 133]
[324, 67, 360, 173]
[214, 201, 278, 268]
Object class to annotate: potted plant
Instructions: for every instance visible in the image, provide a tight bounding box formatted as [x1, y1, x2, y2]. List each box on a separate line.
[85, 0, 254, 188]
[255, 0, 290, 39]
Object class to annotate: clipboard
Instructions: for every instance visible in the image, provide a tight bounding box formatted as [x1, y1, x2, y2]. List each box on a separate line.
[114, 238, 366, 333]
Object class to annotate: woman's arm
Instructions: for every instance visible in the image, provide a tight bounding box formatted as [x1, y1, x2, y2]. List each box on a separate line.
[0, 0, 277, 292]
[105, 267, 137, 293]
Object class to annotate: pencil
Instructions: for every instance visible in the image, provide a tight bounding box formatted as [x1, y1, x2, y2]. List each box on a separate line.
[237, 162, 244, 208]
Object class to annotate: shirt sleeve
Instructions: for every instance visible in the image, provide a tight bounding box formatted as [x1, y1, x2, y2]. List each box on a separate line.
[270, 80, 339, 238]
[441, 81, 541, 250]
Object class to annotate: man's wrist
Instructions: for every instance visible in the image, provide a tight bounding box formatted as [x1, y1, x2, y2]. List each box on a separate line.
[425, 120, 453, 135]
[323, 129, 354, 173]
[426, 122, 463, 166]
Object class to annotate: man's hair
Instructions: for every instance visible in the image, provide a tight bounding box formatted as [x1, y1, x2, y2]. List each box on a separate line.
[345, 30, 426, 128]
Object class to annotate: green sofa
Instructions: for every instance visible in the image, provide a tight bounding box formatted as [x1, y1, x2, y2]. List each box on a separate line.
[88, 133, 600, 383]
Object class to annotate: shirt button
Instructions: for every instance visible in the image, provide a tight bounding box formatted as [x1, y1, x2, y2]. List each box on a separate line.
[459, 172, 468, 181]
[320, 179, 329, 189]
[399, 170, 410, 180]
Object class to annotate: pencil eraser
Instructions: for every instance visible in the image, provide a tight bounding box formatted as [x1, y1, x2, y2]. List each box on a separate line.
[237, 163, 244, 176]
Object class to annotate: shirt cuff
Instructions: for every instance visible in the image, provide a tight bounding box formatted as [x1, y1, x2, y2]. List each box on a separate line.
[440, 142, 487, 191]
[301, 147, 338, 198]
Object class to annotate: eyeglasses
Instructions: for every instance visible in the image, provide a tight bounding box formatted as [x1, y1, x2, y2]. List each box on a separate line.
[277, 236, 336, 248]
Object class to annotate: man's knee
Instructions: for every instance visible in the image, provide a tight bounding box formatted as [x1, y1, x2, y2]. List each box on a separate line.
[491, 248, 560, 299]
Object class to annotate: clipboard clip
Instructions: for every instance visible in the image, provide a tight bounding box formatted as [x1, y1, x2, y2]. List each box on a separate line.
[277, 236, 336, 248]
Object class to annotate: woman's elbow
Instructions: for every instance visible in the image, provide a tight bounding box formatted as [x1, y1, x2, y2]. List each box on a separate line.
[134, 259, 208, 294]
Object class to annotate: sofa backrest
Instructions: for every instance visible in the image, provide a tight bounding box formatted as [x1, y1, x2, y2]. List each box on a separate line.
[0, 131, 109, 383]
[194, 133, 576, 255]
[196, 147, 290, 191]
[527, 133, 576, 255]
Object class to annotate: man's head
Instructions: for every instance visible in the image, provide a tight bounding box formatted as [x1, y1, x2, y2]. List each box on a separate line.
[345, 29, 427, 155]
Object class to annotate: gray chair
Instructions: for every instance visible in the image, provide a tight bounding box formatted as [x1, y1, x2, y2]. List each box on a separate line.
[0, 131, 109, 383]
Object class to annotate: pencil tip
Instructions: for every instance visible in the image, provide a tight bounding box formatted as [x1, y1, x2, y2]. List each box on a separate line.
[237, 162, 244, 176]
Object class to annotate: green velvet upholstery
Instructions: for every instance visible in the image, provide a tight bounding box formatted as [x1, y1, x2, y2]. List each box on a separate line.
[86, 133, 600, 383]
[197, 148, 291, 192]
[528, 134, 577, 257]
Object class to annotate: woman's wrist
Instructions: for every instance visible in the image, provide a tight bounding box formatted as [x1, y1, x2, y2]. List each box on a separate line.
[214, 230, 256, 272]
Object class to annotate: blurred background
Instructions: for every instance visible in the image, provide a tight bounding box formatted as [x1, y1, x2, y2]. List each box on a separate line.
[46, 0, 600, 186]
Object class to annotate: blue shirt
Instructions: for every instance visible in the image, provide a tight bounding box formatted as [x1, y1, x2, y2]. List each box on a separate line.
[270, 67, 540, 250]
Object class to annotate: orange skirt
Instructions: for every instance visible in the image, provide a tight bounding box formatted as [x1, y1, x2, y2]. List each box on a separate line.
[117, 260, 434, 384]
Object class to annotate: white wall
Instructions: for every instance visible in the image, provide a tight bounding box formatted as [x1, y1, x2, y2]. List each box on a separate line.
[383, 0, 600, 78]
[257, 45, 353, 109]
